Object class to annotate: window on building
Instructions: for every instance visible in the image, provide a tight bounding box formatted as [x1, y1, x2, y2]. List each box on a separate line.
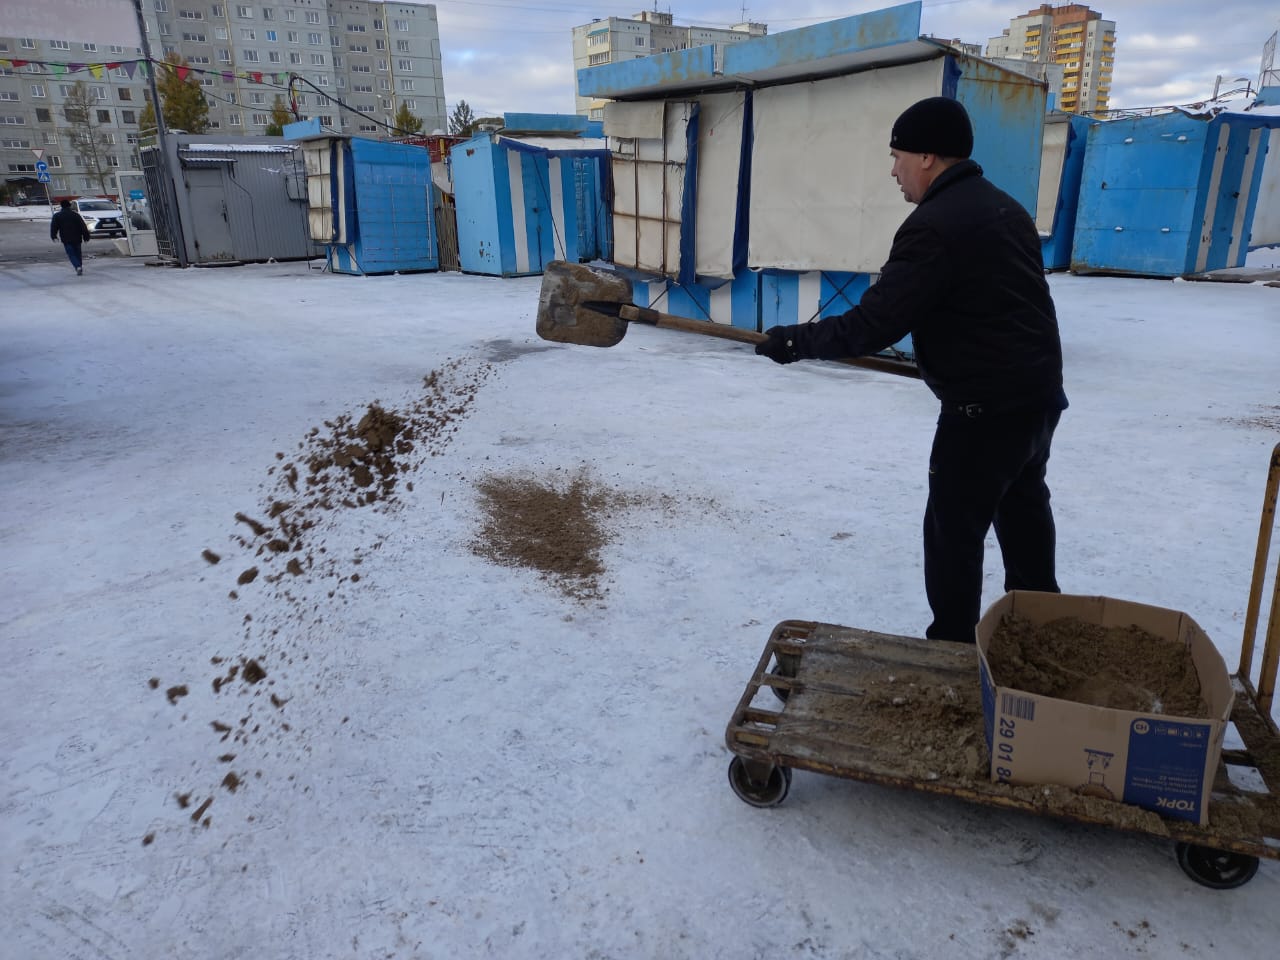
[97, 110, 111, 123]
[287, 31, 298, 42]
[215, 26, 228, 39]
[307, 32, 322, 45]
[251, 113, 267, 125]
[180, 9, 201, 19]
[240, 28, 255, 40]
[284, 9, 295, 22]
[306, 12, 319, 24]
[217, 49, 231, 62]
[311, 53, 325, 64]
[20, 39, 36, 49]
[50, 39, 71, 50]
[35, 107, 51, 122]
[210, 5, 223, 16]
[154, 0, 168, 11]
[375, 38, 385, 50]
[400, 79, 414, 91]
[588, 52, 610, 65]
[377, 78, 389, 91]
[289, 52, 301, 64]
[30, 83, 47, 97]
[183, 32, 206, 42]
[636, 37, 645, 46]
[89, 85, 107, 100]
[393, 20, 409, 31]
[236, 5, 252, 17]
[83, 42, 98, 50]
[332, 55, 343, 67]
[377, 59, 386, 71]
[262, 8, 273, 20]
[313, 74, 329, 86]
[228, 113, 241, 125]
[266, 30, 277, 41]
[126, 132, 139, 144]
[396, 39, 410, 52]
[397, 58, 411, 70]
[118, 88, 132, 101]
[243, 49, 259, 62]
[0, 91, 19, 101]
[320, 114, 333, 126]
[48, 155, 61, 167]
[268, 51, 281, 63]
[0, 138, 27, 147]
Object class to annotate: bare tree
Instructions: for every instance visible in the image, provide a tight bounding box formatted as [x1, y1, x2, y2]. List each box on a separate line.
[64, 80, 114, 196]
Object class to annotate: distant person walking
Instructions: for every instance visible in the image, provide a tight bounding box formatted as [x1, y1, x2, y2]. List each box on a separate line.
[50, 199, 92, 275]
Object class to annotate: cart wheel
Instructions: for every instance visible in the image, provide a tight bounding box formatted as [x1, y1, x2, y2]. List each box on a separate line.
[1175, 842, 1259, 889]
[769, 652, 799, 704]
[728, 756, 791, 808]
[768, 664, 791, 703]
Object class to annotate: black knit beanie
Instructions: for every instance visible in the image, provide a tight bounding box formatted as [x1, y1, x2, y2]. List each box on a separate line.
[890, 96, 973, 158]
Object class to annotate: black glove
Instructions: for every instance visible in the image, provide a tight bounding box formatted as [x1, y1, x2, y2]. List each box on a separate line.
[755, 325, 799, 365]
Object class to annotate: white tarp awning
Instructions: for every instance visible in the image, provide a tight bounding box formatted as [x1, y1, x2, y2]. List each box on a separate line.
[693, 91, 748, 279]
[748, 58, 943, 273]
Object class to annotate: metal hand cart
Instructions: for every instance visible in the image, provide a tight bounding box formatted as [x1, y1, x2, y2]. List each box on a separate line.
[725, 444, 1280, 889]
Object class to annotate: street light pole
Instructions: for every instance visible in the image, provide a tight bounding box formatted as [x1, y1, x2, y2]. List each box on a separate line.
[131, 0, 189, 267]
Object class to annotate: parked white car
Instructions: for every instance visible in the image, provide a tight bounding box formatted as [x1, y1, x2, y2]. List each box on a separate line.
[71, 197, 126, 238]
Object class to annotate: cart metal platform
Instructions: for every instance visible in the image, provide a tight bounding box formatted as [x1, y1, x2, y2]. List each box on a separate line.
[725, 620, 1279, 888]
[725, 443, 1280, 890]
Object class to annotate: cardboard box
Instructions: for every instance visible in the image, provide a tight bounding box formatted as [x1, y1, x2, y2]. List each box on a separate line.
[975, 591, 1234, 825]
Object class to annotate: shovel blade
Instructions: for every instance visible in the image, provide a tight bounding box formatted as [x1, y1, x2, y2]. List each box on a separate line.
[535, 260, 635, 348]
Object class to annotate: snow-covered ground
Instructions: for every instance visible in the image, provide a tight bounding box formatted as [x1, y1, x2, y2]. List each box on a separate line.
[1, 253, 1278, 958]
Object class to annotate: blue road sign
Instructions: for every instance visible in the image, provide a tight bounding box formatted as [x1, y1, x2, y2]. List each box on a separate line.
[34, 160, 48, 173]
[37, 172, 50, 183]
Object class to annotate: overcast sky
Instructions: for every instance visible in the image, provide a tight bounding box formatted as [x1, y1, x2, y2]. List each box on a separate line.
[435, 0, 1279, 118]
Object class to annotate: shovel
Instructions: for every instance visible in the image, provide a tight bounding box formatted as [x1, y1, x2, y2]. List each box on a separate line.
[535, 260, 919, 378]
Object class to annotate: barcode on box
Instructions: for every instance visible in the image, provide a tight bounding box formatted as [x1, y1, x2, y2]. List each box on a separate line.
[1001, 693, 1036, 721]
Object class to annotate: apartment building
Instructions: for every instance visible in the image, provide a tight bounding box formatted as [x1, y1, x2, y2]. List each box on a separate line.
[986, 4, 1115, 114]
[1, 1, 445, 199]
[571, 10, 766, 118]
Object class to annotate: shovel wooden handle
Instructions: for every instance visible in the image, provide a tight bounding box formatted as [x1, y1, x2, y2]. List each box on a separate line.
[618, 304, 768, 346]
[617, 304, 919, 379]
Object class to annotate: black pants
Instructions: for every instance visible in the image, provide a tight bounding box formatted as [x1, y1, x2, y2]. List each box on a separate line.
[923, 405, 1062, 642]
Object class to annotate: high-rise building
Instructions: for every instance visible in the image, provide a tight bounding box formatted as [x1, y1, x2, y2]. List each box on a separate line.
[986, 4, 1115, 114]
[1, 1, 446, 200]
[571, 10, 766, 118]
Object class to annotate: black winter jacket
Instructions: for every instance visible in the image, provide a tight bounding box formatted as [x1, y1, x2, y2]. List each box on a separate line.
[786, 160, 1066, 412]
[51, 208, 92, 244]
